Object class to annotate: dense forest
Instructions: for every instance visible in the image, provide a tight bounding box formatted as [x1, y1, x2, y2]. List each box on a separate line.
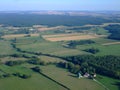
[62, 55, 120, 79]
[104, 25, 120, 40]
[0, 13, 119, 27]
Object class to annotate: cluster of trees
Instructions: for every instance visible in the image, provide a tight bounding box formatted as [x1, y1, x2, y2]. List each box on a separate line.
[57, 61, 95, 76]
[66, 40, 95, 48]
[5, 60, 25, 66]
[27, 58, 48, 66]
[31, 66, 42, 73]
[13, 72, 31, 79]
[10, 53, 31, 59]
[0, 73, 11, 78]
[84, 47, 100, 54]
[104, 25, 120, 40]
[0, 70, 31, 79]
[64, 55, 120, 79]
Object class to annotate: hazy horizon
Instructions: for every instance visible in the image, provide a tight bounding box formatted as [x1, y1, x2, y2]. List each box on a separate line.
[0, 0, 120, 11]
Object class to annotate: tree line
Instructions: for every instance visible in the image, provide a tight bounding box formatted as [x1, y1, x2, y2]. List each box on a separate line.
[66, 40, 95, 48]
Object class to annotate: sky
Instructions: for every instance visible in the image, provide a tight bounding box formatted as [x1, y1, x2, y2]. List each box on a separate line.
[0, 0, 120, 11]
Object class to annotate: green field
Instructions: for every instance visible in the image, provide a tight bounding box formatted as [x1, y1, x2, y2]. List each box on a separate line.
[15, 36, 120, 56]
[77, 43, 120, 56]
[15, 36, 85, 56]
[40, 65, 120, 90]
[0, 73, 66, 90]
[0, 40, 17, 55]
[39, 55, 66, 63]
[0, 24, 120, 90]
[21, 64, 108, 90]
[0, 65, 67, 90]
[96, 75, 120, 90]
[40, 65, 106, 90]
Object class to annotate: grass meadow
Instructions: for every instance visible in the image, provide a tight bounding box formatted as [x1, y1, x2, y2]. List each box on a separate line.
[0, 65, 67, 90]
[40, 65, 106, 90]
[0, 40, 17, 55]
[15, 36, 120, 56]
[96, 75, 120, 90]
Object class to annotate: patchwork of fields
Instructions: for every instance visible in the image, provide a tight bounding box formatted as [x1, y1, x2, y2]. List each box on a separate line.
[0, 23, 120, 90]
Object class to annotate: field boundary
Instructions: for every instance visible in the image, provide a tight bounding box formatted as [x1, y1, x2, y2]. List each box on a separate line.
[39, 72, 70, 90]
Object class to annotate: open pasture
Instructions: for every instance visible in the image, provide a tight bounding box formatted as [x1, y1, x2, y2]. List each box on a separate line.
[0, 65, 66, 90]
[96, 75, 120, 90]
[77, 43, 120, 56]
[16, 41, 84, 56]
[0, 40, 17, 55]
[40, 65, 106, 90]
[39, 55, 66, 63]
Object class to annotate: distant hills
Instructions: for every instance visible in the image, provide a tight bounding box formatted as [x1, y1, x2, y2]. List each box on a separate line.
[0, 11, 120, 16]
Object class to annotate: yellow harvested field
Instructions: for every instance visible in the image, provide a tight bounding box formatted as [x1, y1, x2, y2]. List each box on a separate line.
[102, 42, 120, 45]
[43, 33, 84, 38]
[2, 34, 39, 38]
[43, 33, 104, 41]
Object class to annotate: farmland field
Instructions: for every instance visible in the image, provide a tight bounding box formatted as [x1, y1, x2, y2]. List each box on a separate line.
[0, 40, 17, 55]
[0, 12, 120, 90]
[14, 36, 120, 56]
[40, 65, 107, 90]
[2, 34, 39, 39]
[21, 64, 107, 90]
[0, 65, 67, 90]
[15, 36, 85, 56]
[96, 75, 120, 90]
[39, 55, 66, 63]
[43, 33, 105, 41]
[77, 42, 120, 56]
